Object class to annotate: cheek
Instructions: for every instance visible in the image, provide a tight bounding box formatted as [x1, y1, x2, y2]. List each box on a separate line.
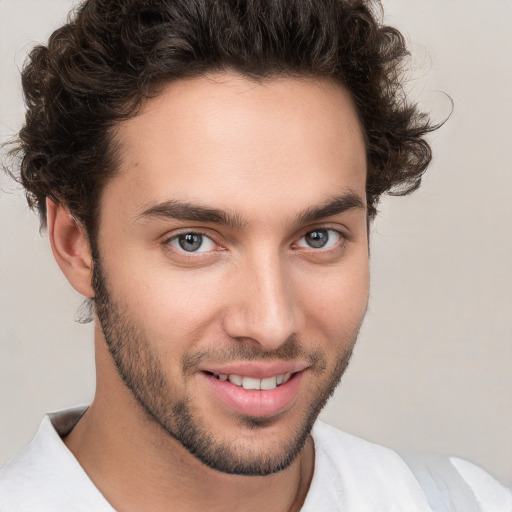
[101, 232, 369, 353]
[300, 258, 369, 337]
[103, 251, 228, 348]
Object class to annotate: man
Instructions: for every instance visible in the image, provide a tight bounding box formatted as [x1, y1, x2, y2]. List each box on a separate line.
[0, 0, 510, 510]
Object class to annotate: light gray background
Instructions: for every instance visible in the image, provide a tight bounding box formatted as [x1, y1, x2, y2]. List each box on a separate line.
[1, 0, 511, 486]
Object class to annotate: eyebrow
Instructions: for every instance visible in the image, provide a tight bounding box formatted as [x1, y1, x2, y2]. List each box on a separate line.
[136, 200, 246, 229]
[136, 191, 366, 228]
[294, 192, 366, 225]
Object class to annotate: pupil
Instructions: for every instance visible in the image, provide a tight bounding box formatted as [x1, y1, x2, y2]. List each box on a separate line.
[179, 233, 202, 252]
[306, 230, 328, 248]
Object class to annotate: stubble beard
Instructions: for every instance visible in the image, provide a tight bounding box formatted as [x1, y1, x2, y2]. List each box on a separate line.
[92, 258, 364, 476]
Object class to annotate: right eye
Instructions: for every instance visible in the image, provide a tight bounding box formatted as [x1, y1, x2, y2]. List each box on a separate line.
[167, 232, 217, 253]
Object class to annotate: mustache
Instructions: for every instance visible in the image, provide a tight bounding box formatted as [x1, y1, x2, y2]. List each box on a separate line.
[182, 335, 327, 376]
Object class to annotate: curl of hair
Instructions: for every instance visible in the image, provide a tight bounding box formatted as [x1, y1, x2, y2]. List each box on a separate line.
[6, 0, 440, 238]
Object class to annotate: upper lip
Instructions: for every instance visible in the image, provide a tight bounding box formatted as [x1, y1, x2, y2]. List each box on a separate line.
[198, 361, 309, 379]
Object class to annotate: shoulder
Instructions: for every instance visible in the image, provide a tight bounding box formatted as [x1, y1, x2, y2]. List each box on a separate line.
[303, 421, 433, 511]
[0, 409, 114, 512]
[301, 421, 511, 512]
[448, 456, 512, 512]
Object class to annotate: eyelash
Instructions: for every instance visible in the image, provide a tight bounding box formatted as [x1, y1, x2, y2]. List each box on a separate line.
[292, 228, 346, 252]
[162, 227, 348, 257]
[163, 230, 221, 256]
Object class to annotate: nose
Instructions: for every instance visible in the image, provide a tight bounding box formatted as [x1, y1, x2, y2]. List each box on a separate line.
[222, 251, 301, 351]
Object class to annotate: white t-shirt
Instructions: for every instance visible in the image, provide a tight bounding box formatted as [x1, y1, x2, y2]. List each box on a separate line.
[0, 407, 510, 512]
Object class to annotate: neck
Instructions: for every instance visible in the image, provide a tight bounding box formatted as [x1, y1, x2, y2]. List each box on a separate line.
[65, 399, 314, 512]
[63, 337, 315, 512]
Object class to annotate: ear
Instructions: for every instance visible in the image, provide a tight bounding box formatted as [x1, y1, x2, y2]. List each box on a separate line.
[46, 198, 94, 298]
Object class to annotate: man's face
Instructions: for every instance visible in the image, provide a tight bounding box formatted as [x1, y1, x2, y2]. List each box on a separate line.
[92, 72, 369, 475]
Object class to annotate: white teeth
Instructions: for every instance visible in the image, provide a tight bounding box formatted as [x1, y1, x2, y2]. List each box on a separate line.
[242, 377, 261, 390]
[219, 373, 293, 389]
[260, 376, 277, 390]
[228, 375, 243, 386]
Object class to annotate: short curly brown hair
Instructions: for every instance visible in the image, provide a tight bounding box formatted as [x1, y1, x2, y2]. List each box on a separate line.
[6, 0, 437, 240]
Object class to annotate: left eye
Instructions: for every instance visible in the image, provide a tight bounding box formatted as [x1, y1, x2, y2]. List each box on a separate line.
[296, 229, 342, 249]
[168, 232, 216, 253]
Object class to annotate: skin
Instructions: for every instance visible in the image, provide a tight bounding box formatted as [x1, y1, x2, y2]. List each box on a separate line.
[47, 72, 369, 512]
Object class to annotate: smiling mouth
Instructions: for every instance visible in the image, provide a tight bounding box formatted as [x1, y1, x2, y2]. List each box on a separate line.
[204, 371, 295, 390]
[200, 368, 305, 417]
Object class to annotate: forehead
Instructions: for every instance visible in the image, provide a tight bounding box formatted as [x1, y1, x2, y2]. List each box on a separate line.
[105, 72, 367, 221]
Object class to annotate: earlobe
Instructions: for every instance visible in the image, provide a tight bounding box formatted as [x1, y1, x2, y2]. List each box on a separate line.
[46, 198, 95, 298]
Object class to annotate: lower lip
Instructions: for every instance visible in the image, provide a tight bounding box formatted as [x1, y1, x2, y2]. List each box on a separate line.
[201, 371, 304, 418]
